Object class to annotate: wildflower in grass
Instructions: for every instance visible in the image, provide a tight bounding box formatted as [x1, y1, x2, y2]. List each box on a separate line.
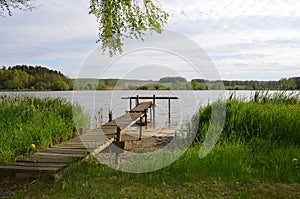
[31, 144, 36, 149]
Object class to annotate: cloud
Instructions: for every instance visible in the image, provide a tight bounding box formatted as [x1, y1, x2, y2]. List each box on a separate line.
[0, 0, 299, 80]
[159, 0, 300, 80]
[0, 0, 98, 75]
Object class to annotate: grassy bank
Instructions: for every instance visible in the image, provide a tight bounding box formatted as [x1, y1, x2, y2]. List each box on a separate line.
[3, 92, 300, 198]
[9, 145, 300, 198]
[197, 92, 300, 145]
[0, 95, 88, 163]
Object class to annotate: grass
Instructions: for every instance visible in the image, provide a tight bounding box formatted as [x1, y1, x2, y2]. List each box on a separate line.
[1, 92, 300, 198]
[8, 145, 300, 198]
[196, 91, 300, 145]
[0, 95, 89, 163]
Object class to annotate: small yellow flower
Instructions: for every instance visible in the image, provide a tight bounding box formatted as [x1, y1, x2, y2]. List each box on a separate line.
[31, 144, 36, 149]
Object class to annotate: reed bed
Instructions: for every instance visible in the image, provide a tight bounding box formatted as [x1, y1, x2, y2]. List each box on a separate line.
[0, 95, 88, 163]
[196, 91, 300, 145]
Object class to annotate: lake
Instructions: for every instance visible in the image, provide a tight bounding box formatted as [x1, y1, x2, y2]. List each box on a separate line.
[0, 90, 291, 130]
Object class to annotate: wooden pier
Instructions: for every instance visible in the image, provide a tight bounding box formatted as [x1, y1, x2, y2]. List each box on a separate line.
[0, 95, 177, 180]
[0, 101, 153, 180]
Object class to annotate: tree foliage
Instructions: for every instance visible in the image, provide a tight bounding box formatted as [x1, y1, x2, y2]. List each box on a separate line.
[192, 78, 300, 90]
[89, 0, 169, 55]
[0, 0, 33, 16]
[159, 77, 187, 83]
[0, 65, 72, 90]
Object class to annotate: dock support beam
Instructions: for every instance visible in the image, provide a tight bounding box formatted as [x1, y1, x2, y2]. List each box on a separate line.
[136, 95, 139, 105]
[108, 111, 113, 122]
[115, 126, 121, 165]
[144, 109, 148, 127]
[168, 98, 171, 127]
[129, 98, 132, 110]
[139, 117, 142, 140]
[153, 95, 156, 128]
[116, 126, 121, 142]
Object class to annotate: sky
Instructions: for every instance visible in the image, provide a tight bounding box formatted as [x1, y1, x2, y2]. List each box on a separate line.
[0, 0, 299, 80]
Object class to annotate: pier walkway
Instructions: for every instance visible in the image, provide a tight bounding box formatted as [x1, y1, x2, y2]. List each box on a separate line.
[0, 101, 153, 180]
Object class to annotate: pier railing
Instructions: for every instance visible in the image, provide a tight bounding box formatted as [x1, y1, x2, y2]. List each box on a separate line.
[122, 95, 178, 127]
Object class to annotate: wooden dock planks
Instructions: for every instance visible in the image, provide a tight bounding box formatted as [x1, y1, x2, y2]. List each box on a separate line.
[0, 101, 153, 179]
[129, 102, 152, 112]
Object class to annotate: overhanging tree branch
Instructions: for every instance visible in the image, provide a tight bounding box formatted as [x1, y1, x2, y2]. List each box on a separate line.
[89, 0, 169, 56]
[0, 0, 34, 16]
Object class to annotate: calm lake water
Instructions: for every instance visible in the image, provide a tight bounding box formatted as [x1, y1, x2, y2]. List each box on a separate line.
[0, 90, 295, 130]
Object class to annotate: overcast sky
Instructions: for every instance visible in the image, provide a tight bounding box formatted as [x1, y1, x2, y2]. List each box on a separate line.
[0, 0, 299, 80]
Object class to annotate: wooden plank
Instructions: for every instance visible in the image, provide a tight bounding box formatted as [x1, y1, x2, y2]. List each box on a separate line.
[51, 145, 86, 149]
[41, 148, 87, 155]
[0, 165, 61, 174]
[17, 157, 73, 163]
[33, 152, 86, 158]
[4, 162, 68, 169]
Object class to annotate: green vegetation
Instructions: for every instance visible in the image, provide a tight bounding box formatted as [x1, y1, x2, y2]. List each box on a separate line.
[190, 79, 208, 90]
[4, 92, 300, 198]
[10, 156, 300, 198]
[0, 0, 33, 16]
[71, 77, 300, 90]
[159, 77, 187, 83]
[192, 92, 300, 182]
[0, 95, 88, 163]
[137, 83, 169, 90]
[74, 78, 191, 90]
[196, 91, 300, 145]
[192, 77, 300, 90]
[89, 0, 168, 56]
[0, 65, 71, 91]
[1, 65, 299, 91]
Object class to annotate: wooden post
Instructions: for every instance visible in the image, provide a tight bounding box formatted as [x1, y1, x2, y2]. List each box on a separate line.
[136, 95, 139, 105]
[144, 109, 148, 127]
[129, 98, 132, 110]
[139, 117, 142, 140]
[116, 126, 121, 142]
[150, 106, 152, 122]
[115, 126, 121, 165]
[168, 98, 171, 127]
[152, 95, 156, 127]
[108, 111, 112, 122]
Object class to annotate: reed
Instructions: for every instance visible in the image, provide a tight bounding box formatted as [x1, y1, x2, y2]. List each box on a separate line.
[0, 95, 89, 163]
[196, 91, 300, 145]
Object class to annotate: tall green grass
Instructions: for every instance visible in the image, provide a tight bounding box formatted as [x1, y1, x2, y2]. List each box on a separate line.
[0, 95, 89, 163]
[196, 91, 300, 145]
[185, 91, 300, 182]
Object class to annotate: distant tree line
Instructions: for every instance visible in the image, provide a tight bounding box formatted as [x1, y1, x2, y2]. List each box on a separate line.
[159, 77, 187, 83]
[4, 65, 296, 91]
[72, 78, 120, 90]
[0, 65, 71, 90]
[73, 77, 300, 90]
[192, 77, 300, 90]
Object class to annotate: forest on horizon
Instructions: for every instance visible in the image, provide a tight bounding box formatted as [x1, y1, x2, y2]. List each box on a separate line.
[0, 65, 299, 91]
